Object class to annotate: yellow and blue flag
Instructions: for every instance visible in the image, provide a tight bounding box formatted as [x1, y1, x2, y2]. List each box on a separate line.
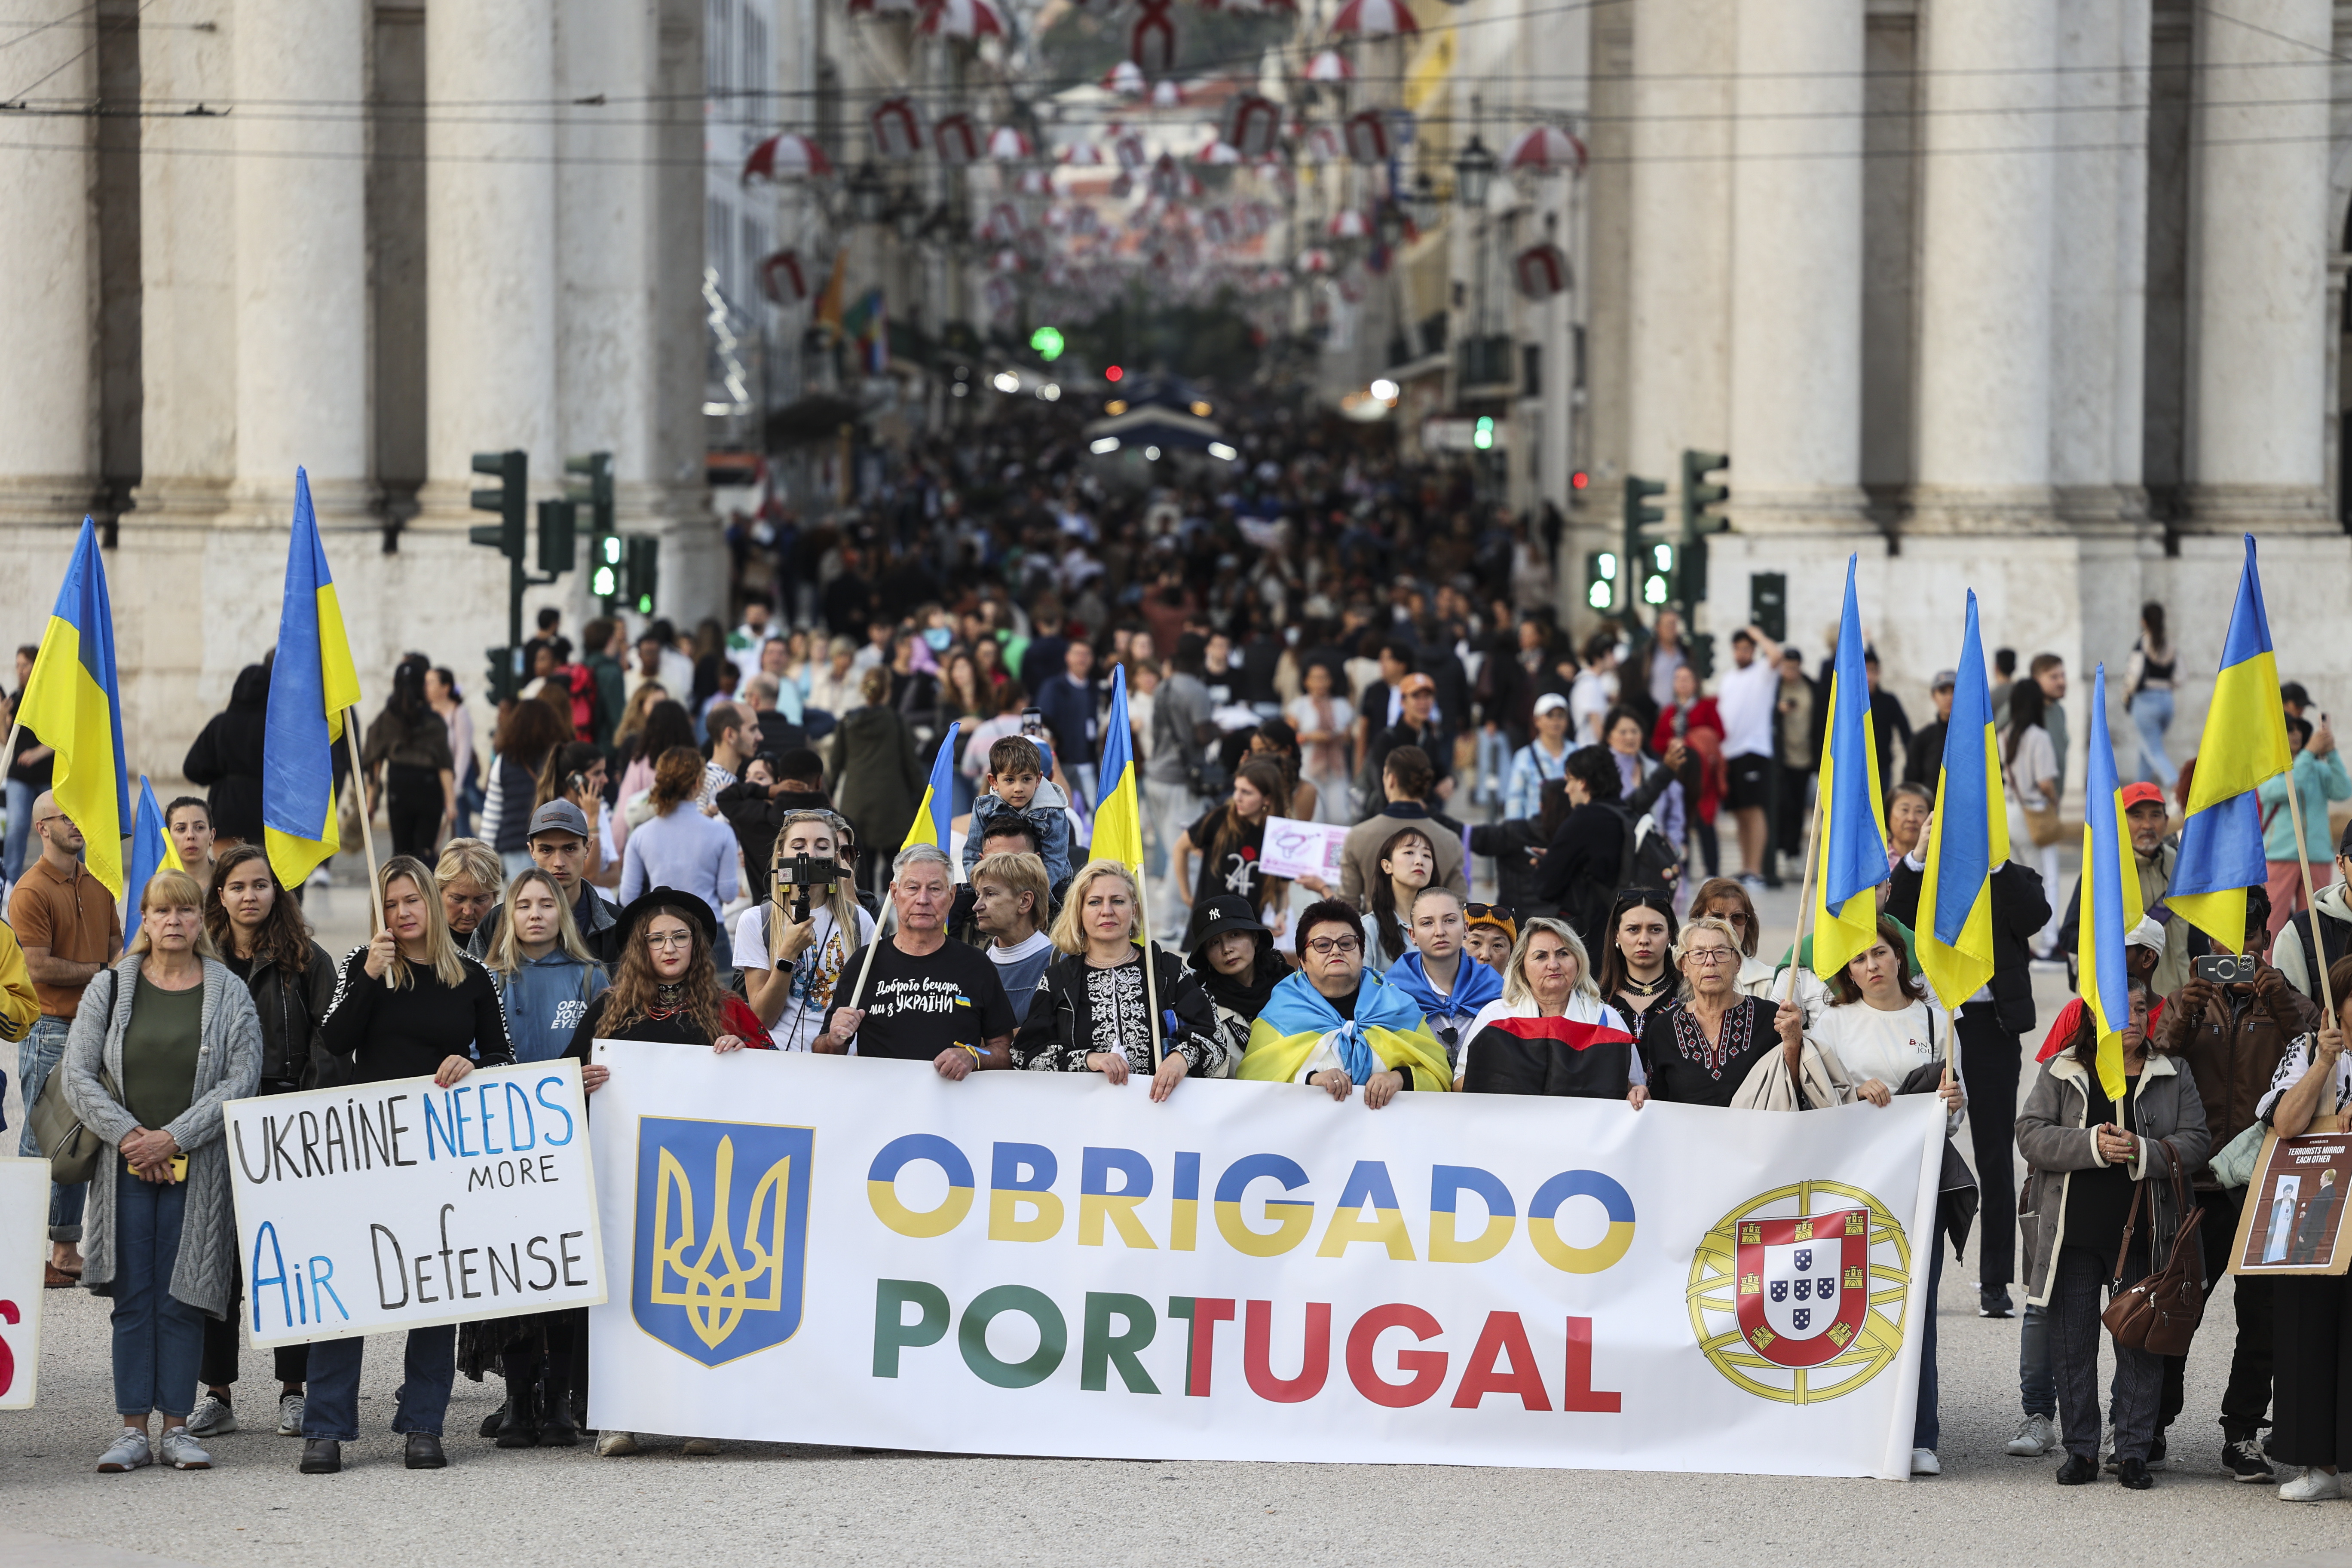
[124, 775, 169, 916]
[1914, 591, 2012, 1010]
[903, 720, 961, 856]
[1811, 555, 1890, 977]
[1238, 968, 1452, 1091]
[1092, 665, 1145, 879]
[18, 517, 129, 897]
[2081, 665, 2147, 1100]
[262, 469, 364, 892]
[2168, 534, 2294, 949]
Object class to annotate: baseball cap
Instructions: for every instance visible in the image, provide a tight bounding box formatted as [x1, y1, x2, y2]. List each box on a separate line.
[527, 800, 591, 841]
[2119, 782, 2166, 812]
[2125, 916, 2165, 958]
[1931, 670, 1957, 692]
[1532, 692, 1569, 718]
[1188, 895, 1271, 958]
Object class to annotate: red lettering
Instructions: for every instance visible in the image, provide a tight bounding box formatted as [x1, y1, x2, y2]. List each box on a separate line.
[1243, 1298, 1331, 1403]
[1450, 1311, 1551, 1411]
[1167, 1296, 1236, 1396]
[1345, 1303, 1447, 1408]
[1560, 1315, 1620, 1413]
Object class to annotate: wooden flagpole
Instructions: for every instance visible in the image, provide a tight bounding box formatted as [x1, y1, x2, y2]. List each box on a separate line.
[2278, 764, 2339, 1118]
[343, 706, 382, 935]
[1777, 786, 1824, 1009]
[1136, 880, 1164, 1071]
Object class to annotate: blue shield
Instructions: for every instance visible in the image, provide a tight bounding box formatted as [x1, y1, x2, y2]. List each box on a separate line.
[632, 1117, 813, 1366]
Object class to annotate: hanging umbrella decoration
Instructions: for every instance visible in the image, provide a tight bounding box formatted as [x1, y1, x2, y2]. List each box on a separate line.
[759, 249, 812, 305]
[918, 0, 1008, 38]
[1514, 243, 1571, 300]
[1343, 108, 1389, 163]
[931, 113, 982, 165]
[1196, 139, 1242, 165]
[1327, 208, 1372, 241]
[1305, 48, 1353, 81]
[1102, 59, 1146, 95]
[1149, 77, 1186, 108]
[986, 124, 1035, 161]
[1329, 0, 1416, 34]
[1220, 92, 1283, 157]
[1130, 0, 1178, 77]
[1061, 140, 1109, 167]
[1502, 122, 1587, 175]
[741, 132, 833, 183]
[870, 96, 928, 159]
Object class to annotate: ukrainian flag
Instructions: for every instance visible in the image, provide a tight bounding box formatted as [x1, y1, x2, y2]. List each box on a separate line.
[2168, 535, 2294, 949]
[1092, 665, 1145, 878]
[1914, 591, 2011, 1011]
[2081, 665, 2146, 1100]
[18, 517, 129, 897]
[124, 775, 169, 915]
[1238, 968, 1452, 1090]
[903, 719, 961, 854]
[262, 469, 364, 891]
[1811, 555, 1890, 977]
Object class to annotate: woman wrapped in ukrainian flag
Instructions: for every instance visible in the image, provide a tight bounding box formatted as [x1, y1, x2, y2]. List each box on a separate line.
[1239, 899, 1452, 1108]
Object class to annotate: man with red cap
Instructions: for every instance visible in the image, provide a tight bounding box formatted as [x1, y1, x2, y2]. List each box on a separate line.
[2055, 781, 2188, 997]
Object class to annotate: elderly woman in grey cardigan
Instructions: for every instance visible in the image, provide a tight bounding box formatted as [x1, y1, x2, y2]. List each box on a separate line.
[62, 869, 260, 1474]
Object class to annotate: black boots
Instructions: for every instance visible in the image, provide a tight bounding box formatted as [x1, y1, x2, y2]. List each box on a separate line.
[495, 1380, 541, 1449]
[299, 1439, 341, 1474]
[404, 1433, 447, 1469]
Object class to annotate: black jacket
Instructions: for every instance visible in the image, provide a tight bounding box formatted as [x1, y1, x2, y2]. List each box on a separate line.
[1010, 946, 1227, 1078]
[238, 940, 339, 1091]
[1467, 816, 1549, 922]
[1359, 720, 1452, 816]
[1883, 856, 2049, 1035]
[1534, 803, 1628, 952]
[183, 664, 272, 842]
[713, 780, 835, 900]
[1903, 719, 1949, 789]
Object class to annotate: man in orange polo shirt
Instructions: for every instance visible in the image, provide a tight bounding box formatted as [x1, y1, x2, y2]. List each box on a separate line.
[9, 791, 121, 1285]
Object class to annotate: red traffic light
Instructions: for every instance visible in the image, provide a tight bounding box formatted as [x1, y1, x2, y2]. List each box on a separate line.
[1571, 469, 1590, 491]
[1105, 365, 1124, 382]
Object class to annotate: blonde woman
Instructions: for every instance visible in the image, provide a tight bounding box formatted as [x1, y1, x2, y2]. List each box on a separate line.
[433, 837, 505, 948]
[304, 855, 512, 1476]
[485, 868, 609, 1064]
[733, 809, 876, 1047]
[1454, 916, 1642, 1102]
[1010, 858, 1225, 1095]
[64, 870, 261, 1473]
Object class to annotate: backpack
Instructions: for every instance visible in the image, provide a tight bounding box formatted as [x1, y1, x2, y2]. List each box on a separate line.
[1609, 800, 1682, 892]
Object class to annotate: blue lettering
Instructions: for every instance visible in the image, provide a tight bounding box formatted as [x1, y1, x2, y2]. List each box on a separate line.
[535, 1076, 575, 1145]
[504, 1080, 537, 1151]
[477, 1083, 504, 1155]
[453, 1090, 478, 1157]
[251, 1222, 295, 1331]
[421, 1093, 459, 1160]
[309, 1256, 348, 1322]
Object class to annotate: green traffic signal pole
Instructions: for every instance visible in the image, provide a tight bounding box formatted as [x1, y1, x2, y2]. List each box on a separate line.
[1620, 475, 1666, 626]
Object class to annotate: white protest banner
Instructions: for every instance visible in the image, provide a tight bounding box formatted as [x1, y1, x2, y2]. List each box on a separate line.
[0, 1157, 46, 1407]
[588, 1046, 1942, 1476]
[226, 1061, 604, 1347]
[1259, 815, 1347, 882]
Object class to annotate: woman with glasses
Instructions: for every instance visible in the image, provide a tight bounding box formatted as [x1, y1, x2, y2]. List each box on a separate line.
[1644, 915, 1803, 1108]
[1239, 899, 1452, 1106]
[1689, 876, 1777, 996]
[1456, 917, 1643, 1102]
[1595, 890, 1680, 1033]
[563, 888, 771, 1459]
[1012, 861, 1225, 1092]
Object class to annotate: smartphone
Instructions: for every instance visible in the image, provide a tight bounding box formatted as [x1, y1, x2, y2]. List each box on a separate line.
[2194, 952, 2257, 985]
[1021, 707, 1047, 742]
[168, 1154, 188, 1183]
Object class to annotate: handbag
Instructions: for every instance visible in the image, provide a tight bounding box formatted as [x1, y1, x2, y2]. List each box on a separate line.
[2101, 1138, 2208, 1357]
[28, 970, 119, 1185]
[2210, 1119, 2269, 1190]
[2020, 801, 2065, 848]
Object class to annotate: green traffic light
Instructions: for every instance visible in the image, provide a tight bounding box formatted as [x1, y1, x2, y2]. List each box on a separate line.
[1029, 325, 1065, 362]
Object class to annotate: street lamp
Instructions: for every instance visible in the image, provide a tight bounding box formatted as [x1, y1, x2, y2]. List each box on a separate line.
[1452, 134, 1496, 210]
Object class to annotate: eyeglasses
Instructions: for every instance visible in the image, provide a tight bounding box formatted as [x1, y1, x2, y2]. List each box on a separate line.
[1684, 947, 1738, 966]
[1306, 936, 1362, 956]
[644, 931, 695, 950]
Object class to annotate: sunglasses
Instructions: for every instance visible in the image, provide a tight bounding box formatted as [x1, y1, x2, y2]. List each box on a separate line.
[1465, 903, 1513, 922]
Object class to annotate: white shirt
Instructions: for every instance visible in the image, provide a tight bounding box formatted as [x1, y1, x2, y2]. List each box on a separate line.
[1717, 656, 1779, 760]
[2006, 725, 2058, 812]
[1568, 669, 1615, 744]
[1810, 997, 1961, 1132]
[733, 901, 879, 1050]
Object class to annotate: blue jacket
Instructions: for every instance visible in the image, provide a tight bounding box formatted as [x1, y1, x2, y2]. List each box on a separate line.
[963, 791, 1075, 895]
[1033, 672, 1101, 770]
[499, 949, 610, 1064]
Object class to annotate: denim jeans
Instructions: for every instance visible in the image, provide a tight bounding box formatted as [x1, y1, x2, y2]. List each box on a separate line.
[1916, 1240, 1944, 1451]
[3, 778, 31, 883]
[17, 1014, 87, 1242]
[111, 1166, 206, 1418]
[2129, 688, 2174, 787]
[303, 1326, 457, 1442]
[2019, 1302, 2055, 1418]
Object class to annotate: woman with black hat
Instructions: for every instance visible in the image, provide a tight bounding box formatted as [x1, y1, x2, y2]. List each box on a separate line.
[1011, 860, 1225, 1092]
[1185, 893, 1293, 1071]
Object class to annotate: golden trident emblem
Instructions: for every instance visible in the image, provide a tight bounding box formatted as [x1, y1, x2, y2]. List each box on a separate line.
[649, 1135, 794, 1350]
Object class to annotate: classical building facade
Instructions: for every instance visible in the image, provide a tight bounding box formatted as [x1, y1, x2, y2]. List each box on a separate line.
[0, 0, 722, 772]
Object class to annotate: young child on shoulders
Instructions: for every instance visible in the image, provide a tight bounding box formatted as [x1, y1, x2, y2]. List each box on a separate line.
[960, 735, 1075, 896]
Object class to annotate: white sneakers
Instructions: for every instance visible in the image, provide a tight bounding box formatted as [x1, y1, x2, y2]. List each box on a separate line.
[185, 1395, 236, 1438]
[277, 1392, 306, 1437]
[1911, 1448, 1941, 1476]
[2006, 1415, 2057, 1457]
[2279, 1466, 2344, 1502]
[157, 1430, 212, 1470]
[96, 1429, 153, 1473]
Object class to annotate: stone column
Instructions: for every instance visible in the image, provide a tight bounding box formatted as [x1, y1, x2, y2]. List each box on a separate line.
[1725, 0, 1868, 533]
[232, 0, 374, 530]
[1624, 0, 1735, 482]
[0, 0, 98, 530]
[1909, 0, 2059, 533]
[2185, 0, 2334, 532]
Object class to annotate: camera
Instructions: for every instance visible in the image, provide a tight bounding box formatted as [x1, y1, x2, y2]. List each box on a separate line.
[2193, 952, 2259, 985]
[772, 845, 848, 923]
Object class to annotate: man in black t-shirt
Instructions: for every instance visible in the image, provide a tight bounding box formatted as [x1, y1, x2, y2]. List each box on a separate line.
[816, 845, 1016, 1077]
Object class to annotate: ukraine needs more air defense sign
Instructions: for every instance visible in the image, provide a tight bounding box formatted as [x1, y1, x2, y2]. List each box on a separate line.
[225, 1061, 605, 1345]
[586, 1044, 1944, 1476]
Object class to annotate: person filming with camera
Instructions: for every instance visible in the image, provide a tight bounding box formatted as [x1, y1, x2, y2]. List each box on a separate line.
[733, 809, 874, 1049]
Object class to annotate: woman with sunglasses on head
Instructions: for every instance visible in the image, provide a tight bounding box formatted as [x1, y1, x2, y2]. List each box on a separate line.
[1596, 890, 1681, 1034]
[1461, 905, 1518, 970]
[1455, 916, 1643, 1102]
[1689, 876, 1778, 996]
[302, 856, 512, 1476]
[562, 888, 772, 1459]
[1644, 915, 1801, 1109]
[181, 846, 336, 1445]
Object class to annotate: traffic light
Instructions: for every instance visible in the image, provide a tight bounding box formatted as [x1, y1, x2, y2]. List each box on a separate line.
[1585, 549, 1618, 612]
[1688, 631, 1717, 682]
[468, 450, 527, 561]
[536, 499, 577, 574]
[592, 534, 623, 602]
[1029, 325, 1065, 362]
[1621, 475, 1666, 618]
[1677, 449, 1730, 607]
[1473, 415, 1495, 451]
[623, 536, 660, 615]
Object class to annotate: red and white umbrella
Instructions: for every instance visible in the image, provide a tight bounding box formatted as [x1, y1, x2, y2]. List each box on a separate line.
[1102, 59, 1145, 95]
[991, 247, 1025, 274]
[1221, 92, 1282, 157]
[1327, 207, 1372, 240]
[758, 249, 811, 305]
[1303, 124, 1344, 163]
[1343, 108, 1388, 163]
[1295, 247, 1334, 274]
[1329, 0, 1416, 34]
[740, 132, 832, 182]
[986, 124, 1035, 161]
[1305, 48, 1353, 81]
[918, 0, 1006, 38]
[1147, 76, 1185, 108]
[979, 201, 1022, 242]
[869, 96, 928, 159]
[1503, 123, 1587, 174]
[1514, 242, 1571, 299]
[931, 113, 982, 165]
[1196, 139, 1242, 165]
[1015, 168, 1054, 195]
[1060, 140, 1108, 167]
